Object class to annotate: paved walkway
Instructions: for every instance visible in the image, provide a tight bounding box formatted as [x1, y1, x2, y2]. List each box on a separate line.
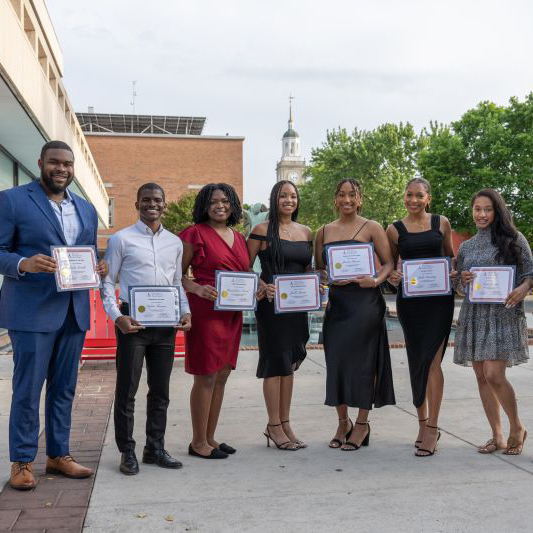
[1, 345, 533, 532]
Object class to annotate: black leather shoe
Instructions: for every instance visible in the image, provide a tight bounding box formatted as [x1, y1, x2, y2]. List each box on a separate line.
[188, 443, 228, 459]
[120, 450, 139, 475]
[142, 448, 183, 469]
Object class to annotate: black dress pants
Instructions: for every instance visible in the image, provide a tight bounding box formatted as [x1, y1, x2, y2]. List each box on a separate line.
[114, 310, 175, 453]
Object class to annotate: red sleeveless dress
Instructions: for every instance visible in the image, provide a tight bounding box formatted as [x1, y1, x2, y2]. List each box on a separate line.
[179, 223, 249, 375]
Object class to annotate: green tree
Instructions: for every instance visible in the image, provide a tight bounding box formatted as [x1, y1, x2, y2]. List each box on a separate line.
[299, 123, 421, 231]
[162, 192, 197, 235]
[419, 94, 533, 242]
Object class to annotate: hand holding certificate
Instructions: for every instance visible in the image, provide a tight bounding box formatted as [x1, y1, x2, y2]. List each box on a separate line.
[129, 286, 181, 326]
[214, 271, 259, 311]
[467, 266, 515, 304]
[325, 243, 376, 282]
[273, 273, 321, 313]
[402, 257, 451, 298]
[51, 246, 101, 292]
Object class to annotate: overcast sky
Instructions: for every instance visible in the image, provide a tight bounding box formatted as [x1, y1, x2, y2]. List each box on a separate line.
[46, 0, 533, 204]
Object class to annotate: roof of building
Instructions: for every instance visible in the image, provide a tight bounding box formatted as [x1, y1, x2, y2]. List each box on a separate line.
[76, 113, 206, 135]
[283, 127, 299, 139]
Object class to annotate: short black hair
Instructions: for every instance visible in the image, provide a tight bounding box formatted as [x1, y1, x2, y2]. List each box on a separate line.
[40, 140, 74, 161]
[192, 183, 242, 226]
[137, 182, 166, 202]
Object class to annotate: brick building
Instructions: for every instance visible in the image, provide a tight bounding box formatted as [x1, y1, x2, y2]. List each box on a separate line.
[76, 112, 244, 250]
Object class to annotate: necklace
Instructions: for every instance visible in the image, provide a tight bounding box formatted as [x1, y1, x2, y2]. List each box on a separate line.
[279, 223, 293, 239]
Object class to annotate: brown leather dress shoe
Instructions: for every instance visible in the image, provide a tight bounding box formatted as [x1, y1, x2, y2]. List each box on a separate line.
[45, 455, 93, 479]
[10, 462, 35, 490]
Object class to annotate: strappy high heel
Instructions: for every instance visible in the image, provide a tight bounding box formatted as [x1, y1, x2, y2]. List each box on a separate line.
[415, 418, 428, 449]
[264, 423, 298, 451]
[341, 421, 370, 451]
[281, 420, 307, 448]
[329, 418, 353, 449]
[415, 424, 441, 457]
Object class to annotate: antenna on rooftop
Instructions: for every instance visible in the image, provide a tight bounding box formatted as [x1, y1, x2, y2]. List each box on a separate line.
[130, 80, 137, 114]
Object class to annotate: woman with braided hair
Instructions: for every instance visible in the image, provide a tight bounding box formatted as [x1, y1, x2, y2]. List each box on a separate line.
[247, 180, 313, 451]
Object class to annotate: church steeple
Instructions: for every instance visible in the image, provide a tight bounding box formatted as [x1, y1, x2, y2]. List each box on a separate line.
[277, 94, 306, 185]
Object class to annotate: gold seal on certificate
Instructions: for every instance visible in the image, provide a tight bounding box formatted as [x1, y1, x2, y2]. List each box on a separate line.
[51, 245, 100, 292]
[214, 271, 259, 311]
[402, 257, 452, 298]
[273, 273, 321, 314]
[468, 266, 516, 304]
[325, 243, 376, 282]
[129, 286, 181, 326]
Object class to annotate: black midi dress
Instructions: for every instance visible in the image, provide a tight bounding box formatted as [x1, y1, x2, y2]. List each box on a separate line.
[393, 214, 454, 407]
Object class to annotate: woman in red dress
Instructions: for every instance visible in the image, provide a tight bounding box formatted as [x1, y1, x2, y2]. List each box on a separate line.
[180, 184, 249, 459]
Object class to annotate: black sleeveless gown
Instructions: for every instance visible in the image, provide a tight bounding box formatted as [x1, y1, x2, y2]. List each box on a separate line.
[249, 234, 313, 378]
[393, 214, 454, 408]
[322, 228, 395, 409]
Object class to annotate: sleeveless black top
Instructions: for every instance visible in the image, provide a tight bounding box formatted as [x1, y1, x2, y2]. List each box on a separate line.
[393, 214, 445, 260]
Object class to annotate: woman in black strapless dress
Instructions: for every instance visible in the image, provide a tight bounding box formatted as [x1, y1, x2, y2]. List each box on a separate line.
[386, 178, 455, 457]
[315, 179, 395, 451]
[247, 180, 313, 451]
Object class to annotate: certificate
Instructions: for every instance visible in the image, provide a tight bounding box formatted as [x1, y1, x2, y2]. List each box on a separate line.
[51, 245, 100, 292]
[129, 286, 181, 326]
[325, 242, 376, 282]
[402, 257, 451, 298]
[273, 273, 321, 314]
[214, 270, 259, 311]
[467, 266, 516, 304]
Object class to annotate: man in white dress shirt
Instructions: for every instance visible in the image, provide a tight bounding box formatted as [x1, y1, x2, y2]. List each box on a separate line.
[102, 183, 191, 475]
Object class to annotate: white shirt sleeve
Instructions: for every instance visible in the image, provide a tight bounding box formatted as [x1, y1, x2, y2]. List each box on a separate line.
[173, 238, 191, 316]
[100, 235, 124, 322]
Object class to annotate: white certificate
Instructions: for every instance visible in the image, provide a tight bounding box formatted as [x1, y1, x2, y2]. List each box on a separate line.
[214, 270, 259, 311]
[51, 245, 100, 292]
[129, 286, 181, 326]
[273, 273, 321, 314]
[468, 266, 516, 304]
[326, 243, 376, 282]
[402, 257, 451, 298]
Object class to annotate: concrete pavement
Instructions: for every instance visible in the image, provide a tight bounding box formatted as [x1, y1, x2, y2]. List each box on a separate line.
[81, 346, 533, 533]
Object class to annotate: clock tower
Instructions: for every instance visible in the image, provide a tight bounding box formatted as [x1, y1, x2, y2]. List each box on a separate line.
[276, 97, 306, 185]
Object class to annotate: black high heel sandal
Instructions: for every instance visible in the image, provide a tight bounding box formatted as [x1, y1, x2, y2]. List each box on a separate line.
[415, 418, 428, 449]
[329, 418, 353, 449]
[415, 424, 441, 457]
[264, 423, 298, 451]
[281, 420, 307, 448]
[341, 421, 370, 451]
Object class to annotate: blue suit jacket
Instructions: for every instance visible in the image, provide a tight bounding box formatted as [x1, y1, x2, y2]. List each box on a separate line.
[0, 181, 99, 332]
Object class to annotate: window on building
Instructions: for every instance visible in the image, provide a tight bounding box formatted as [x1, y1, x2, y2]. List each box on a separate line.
[291, 142, 294, 155]
[0, 151, 14, 191]
[18, 167, 33, 185]
[108, 197, 115, 227]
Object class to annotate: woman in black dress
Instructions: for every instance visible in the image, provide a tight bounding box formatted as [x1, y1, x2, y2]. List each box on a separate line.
[386, 177, 455, 457]
[247, 180, 313, 451]
[315, 179, 395, 451]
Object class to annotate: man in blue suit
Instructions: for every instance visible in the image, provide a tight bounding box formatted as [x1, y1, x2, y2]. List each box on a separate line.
[0, 141, 107, 490]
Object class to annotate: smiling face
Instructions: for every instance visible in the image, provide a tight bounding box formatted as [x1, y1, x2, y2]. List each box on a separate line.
[136, 187, 166, 225]
[404, 182, 431, 214]
[38, 148, 75, 195]
[472, 195, 495, 229]
[277, 182, 298, 216]
[207, 188, 232, 224]
[335, 181, 360, 215]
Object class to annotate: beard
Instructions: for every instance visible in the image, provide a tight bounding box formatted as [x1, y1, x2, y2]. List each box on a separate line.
[40, 170, 74, 195]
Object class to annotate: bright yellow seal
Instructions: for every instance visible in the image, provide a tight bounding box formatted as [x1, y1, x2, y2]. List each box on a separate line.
[280, 293, 288, 300]
[221, 290, 228, 298]
[137, 305, 146, 313]
[410, 277, 417, 286]
[475, 283, 482, 291]
[335, 262, 342, 269]
[60, 267, 71, 278]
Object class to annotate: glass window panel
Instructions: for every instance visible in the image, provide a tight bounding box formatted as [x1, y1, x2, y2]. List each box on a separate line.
[0, 151, 14, 191]
[18, 167, 34, 185]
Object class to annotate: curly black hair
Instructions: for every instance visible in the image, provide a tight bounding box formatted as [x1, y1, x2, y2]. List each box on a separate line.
[471, 188, 522, 266]
[192, 183, 242, 226]
[266, 180, 300, 274]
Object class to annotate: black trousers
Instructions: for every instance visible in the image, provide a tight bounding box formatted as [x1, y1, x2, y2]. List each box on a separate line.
[114, 305, 176, 453]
